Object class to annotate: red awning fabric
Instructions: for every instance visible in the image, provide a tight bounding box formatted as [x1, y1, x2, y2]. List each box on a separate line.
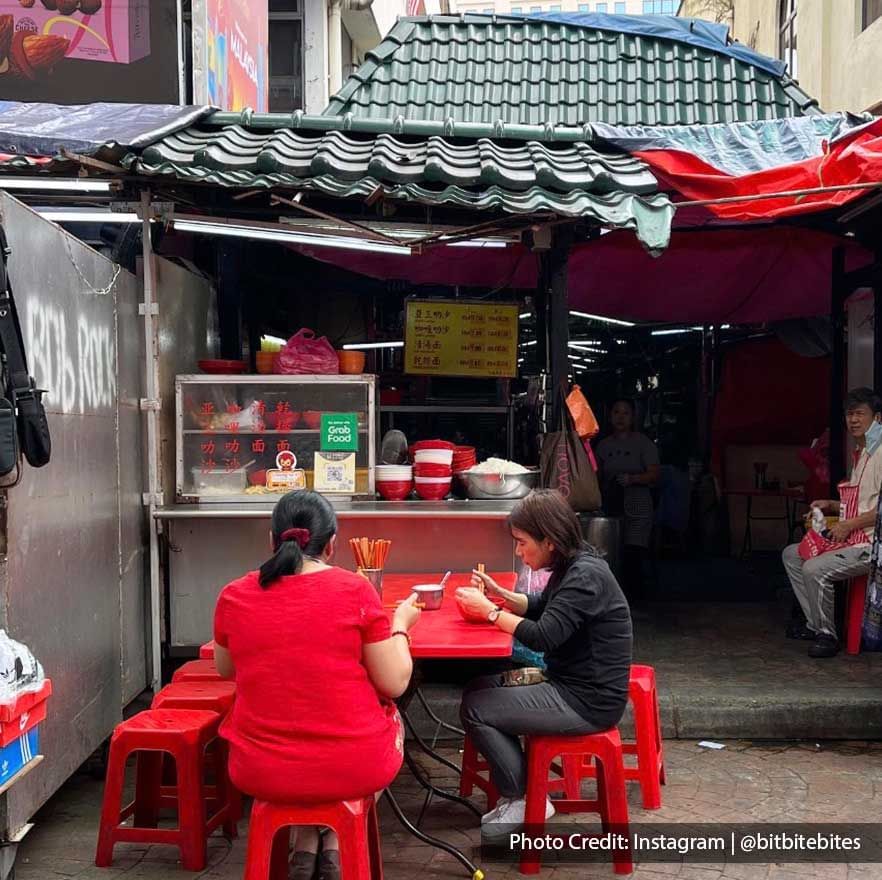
[635, 117, 882, 222]
[567, 227, 873, 324]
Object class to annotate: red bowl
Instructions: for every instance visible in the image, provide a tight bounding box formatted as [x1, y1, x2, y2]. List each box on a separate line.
[414, 463, 453, 478]
[301, 411, 322, 429]
[411, 439, 456, 452]
[198, 359, 247, 374]
[249, 469, 267, 486]
[415, 481, 451, 501]
[376, 480, 412, 501]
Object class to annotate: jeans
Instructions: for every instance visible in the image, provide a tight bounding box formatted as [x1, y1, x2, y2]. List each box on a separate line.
[460, 674, 601, 798]
[782, 542, 870, 638]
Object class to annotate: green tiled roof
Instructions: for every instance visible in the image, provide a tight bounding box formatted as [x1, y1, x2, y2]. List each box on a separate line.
[126, 113, 673, 252]
[325, 15, 818, 127]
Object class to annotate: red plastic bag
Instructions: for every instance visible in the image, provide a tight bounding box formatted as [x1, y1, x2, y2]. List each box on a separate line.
[565, 385, 600, 440]
[276, 329, 339, 375]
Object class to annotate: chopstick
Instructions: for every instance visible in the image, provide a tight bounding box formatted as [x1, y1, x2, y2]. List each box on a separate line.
[477, 562, 486, 594]
[350, 537, 393, 569]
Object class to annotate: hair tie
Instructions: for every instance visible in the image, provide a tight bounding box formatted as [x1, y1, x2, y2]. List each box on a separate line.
[279, 527, 311, 549]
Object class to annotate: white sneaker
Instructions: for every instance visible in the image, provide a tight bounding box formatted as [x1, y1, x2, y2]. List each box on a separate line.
[481, 797, 555, 837]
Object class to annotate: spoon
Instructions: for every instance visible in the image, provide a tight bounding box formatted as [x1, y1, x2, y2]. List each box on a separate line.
[439, 570, 452, 590]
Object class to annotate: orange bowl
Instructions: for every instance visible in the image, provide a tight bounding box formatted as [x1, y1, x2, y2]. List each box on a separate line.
[337, 350, 366, 374]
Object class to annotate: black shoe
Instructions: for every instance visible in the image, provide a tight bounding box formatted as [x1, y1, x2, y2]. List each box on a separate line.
[317, 850, 340, 880]
[808, 635, 840, 658]
[290, 851, 318, 880]
[786, 621, 817, 640]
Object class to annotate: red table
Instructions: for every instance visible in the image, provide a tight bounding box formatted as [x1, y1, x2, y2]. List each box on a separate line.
[382, 572, 517, 659]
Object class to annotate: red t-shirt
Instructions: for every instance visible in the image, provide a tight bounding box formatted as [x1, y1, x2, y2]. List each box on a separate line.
[214, 567, 403, 803]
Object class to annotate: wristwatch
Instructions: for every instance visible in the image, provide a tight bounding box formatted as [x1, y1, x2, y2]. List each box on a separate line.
[487, 607, 502, 623]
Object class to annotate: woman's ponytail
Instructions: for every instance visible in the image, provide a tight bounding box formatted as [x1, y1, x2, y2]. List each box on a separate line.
[259, 491, 338, 588]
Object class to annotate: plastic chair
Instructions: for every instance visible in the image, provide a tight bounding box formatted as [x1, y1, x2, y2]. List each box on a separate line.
[172, 659, 224, 683]
[845, 575, 867, 656]
[95, 709, 235, 870]
[199, 641, 216, 660]
[458, 730, 499, 810]
[244, 796, 382, 880]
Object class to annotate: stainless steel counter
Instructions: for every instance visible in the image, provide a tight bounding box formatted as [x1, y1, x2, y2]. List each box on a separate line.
[155, 499, 520, 520]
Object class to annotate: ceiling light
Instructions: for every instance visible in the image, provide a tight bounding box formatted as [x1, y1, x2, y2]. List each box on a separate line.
[261, 335, 287, 347]
[173, 219, 412, 256]
[447, 240, 508, 248]
[519, 340, 538, 347]
[37, 210, 140, 223]
[519, 312, 531, 319]
[569, 311, 635, 327]
[568, 343, 606, 353]
[0, 177, 112, 192]
[341, 341, 404, 350]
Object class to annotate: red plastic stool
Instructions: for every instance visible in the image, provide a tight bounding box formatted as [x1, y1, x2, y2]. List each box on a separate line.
[151, 681, 243, 831]
[199, 641, 216, 660]
[458, 730, 500, 810]
[173, 659, 223, 683]
[521, 730, 631, 876]
[244, 796, 383, 880]
[95, 709, 235, 870]
[567, 664, 665, 809]
[845, 575, 867, 655]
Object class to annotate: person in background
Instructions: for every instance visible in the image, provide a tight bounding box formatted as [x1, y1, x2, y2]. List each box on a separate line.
[455, 490, 632, 838]
[596, 399, 660, 594]
[783, 388, 882, 658]
[213, 490, 421, 880]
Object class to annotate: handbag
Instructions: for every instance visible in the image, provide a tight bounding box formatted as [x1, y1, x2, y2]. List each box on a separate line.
[540, 386, 601, 512]
[0, 227, 51, 474]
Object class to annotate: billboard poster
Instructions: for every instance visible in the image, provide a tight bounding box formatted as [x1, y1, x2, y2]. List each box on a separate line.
[0, 0, 180, 103]
[194, 0, 268, 112]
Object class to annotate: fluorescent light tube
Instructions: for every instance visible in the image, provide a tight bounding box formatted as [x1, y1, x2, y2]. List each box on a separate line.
[519, 340, 538, 347]
[261, 335, 288, 347]
[0, 177, 112, 192]
[651, 327, 702, 336]
[173, 219, 412, 256]
[569, 311, 635, 327]
[38, 210, 140, 223]
[341, 341, 404, 350]
[519, 313, 531, 319]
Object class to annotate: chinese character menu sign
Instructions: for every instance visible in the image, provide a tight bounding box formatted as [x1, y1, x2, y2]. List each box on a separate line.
[404, 300, 519, 378]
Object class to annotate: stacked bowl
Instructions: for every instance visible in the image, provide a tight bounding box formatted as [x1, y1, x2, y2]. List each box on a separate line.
[375, 464, 413, 500]
[452, 446, 477, 473]
[412, 440, 455, 500]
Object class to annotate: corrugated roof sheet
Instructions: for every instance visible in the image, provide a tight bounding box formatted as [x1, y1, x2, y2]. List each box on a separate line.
[325, 15, 818, 127]
[126, 116, 673, 252]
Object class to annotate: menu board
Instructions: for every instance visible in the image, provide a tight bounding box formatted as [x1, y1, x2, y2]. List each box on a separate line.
[404, 300, 519, 379]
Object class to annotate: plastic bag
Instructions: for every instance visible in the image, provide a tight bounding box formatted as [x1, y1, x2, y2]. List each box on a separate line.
[0, 631, 44, 706]
[511, 568, 551, 669]
[565, 385, 600, 440]
[276, 329, 339, 375]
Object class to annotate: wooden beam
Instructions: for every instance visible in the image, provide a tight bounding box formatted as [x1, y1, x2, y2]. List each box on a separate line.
[269, 193, 403, 246]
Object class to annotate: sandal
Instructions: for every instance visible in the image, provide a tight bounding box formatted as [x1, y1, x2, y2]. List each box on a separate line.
[289, 850, 318, 880]
[316, 849, 341, 880]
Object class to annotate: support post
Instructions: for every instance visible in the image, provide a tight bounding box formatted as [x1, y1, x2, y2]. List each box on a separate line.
[140, 192, 163, 693]
[542, 226, 573, 425]
[874, 278, 882, 395]
[830, 246, 847, 494]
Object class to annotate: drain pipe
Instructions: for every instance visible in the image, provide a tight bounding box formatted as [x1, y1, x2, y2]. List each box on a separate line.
[328, 0, 374, 96]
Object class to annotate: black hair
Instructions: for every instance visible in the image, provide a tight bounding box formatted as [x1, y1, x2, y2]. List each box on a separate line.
[509, 489, 594, 573]
[259, 490, 338, 588]
[845, 387, 882, 415]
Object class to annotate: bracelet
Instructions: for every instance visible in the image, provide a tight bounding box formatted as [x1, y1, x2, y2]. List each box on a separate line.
[391, 630, 411, 647]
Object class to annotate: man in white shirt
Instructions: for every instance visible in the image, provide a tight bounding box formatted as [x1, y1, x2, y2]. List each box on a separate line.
[782, 388, 882, 658]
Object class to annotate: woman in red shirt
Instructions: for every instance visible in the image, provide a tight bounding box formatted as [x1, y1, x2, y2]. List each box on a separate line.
[213, 490, 420, 880]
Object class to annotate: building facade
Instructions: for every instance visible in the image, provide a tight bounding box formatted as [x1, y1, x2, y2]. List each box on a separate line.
[682, 0, 882, 114]
[451, 0, 676, 18]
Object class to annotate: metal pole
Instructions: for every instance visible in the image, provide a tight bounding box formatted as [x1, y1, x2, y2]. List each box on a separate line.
[547, 226, 573, 425]
[140, 192, 163, 693]
[874, 282, 882, 394]
[830, 246, 847, 494]
[176, 0, 187, 104]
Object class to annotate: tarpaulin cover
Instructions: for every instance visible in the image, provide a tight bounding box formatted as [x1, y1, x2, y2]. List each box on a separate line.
[625, 116, 882, 222]
[567, 228, 873, 324]
[0, 101, 213, 158]
[592, 113, 873, 176]
[519, 13, 785, 76]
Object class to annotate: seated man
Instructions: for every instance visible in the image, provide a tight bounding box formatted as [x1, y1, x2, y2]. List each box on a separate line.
[782, 388, 882, 658]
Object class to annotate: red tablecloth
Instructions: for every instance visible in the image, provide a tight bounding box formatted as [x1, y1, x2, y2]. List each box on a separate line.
[382, 572, 516, 659]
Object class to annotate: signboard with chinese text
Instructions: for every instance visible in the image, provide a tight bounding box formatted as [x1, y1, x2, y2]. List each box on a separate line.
[192, 0, 268, 112]
[404, 300, 519, 379]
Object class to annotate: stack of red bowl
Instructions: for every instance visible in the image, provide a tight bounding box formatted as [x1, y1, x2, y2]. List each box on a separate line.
[412, 440, 455, 500]
[452, 445, 477, 473]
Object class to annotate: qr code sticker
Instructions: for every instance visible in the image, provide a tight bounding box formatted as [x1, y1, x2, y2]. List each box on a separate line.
[327, 466, 344, 482]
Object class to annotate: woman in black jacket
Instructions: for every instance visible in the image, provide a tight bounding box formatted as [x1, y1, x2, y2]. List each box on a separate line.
[456, 489, 632, 837]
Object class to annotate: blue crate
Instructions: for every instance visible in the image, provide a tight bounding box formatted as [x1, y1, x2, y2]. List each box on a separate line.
[0, 727, 39, 785]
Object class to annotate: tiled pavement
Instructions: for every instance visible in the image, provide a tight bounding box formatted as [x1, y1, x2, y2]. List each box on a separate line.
[15, 739, 882, 880]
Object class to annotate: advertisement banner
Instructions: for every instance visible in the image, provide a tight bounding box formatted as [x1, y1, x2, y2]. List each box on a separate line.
[0, 0, 180, 104]
[194, 0, 268, 112]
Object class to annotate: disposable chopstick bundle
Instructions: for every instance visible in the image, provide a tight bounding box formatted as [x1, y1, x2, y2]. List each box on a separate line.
[350, 537, 392, 569]
[477, 562, 485, 593]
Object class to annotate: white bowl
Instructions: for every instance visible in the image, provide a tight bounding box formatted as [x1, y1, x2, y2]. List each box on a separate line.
[414, 449, 454, 466]
[414, 475, 453, 485]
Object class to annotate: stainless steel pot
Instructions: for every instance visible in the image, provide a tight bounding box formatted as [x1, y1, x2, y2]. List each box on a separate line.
[454, 468, 540, 500]
[412, 584, 444, 610]
[578, 514, 622, 578]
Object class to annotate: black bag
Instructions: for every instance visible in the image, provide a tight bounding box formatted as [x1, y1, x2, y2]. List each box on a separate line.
[540, 385, 601, 512]
[0, 227, 51, 474]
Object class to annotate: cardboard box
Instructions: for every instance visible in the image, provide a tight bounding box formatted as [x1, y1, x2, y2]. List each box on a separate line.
[0, 679, 51, 749]
[0, 0, 150, 68]
[0, 727, 39, 786]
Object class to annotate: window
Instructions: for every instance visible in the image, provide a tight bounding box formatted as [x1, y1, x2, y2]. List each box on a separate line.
[596, 1, 607, 10]
[269, 0, 303, 112]
[530, 5, 541, 11]
[863, 0, 882, 29]
[511, 5, 523, 10]
[642, 0, 675, 11]
[577, 2, 589, 9]
[614, 1, 626, 10]
[483, 7, 494, 11]
[778, 0, 797, 77]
